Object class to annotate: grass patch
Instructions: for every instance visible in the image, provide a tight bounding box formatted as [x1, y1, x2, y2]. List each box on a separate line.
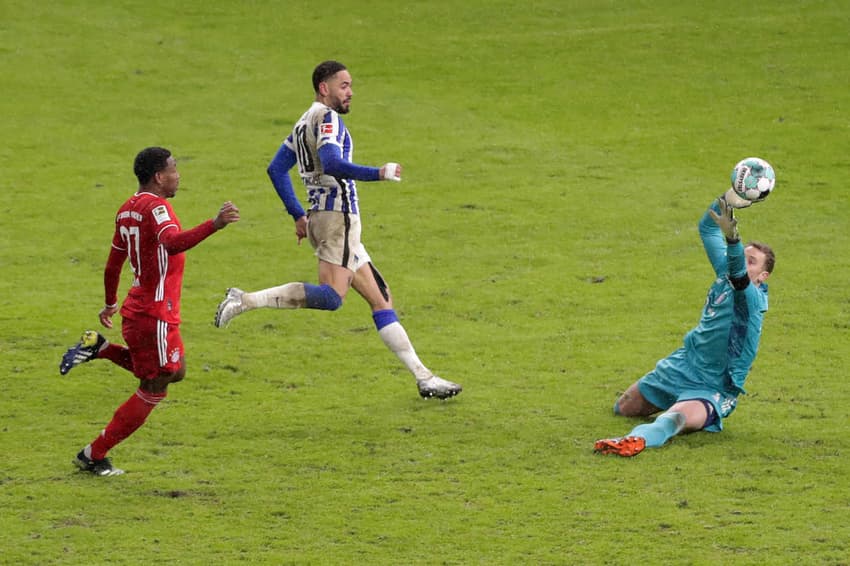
[2, 0, 848, 563]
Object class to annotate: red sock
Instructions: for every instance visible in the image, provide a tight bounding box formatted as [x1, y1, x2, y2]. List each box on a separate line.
[89, 389, 166, 460]
[97, 343, 134, 373]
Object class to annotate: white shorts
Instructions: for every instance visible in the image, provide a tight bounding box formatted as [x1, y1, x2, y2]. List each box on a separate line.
[307, 210, 371, 272]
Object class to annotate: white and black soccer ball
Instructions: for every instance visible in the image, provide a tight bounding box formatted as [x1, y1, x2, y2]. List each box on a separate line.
[731, 157, 775, 202]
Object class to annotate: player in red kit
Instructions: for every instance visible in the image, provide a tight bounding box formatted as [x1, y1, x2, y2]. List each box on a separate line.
[60, 146, 240, 476]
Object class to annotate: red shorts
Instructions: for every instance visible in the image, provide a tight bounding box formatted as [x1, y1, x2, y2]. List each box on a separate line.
[122, 315, 184, 380]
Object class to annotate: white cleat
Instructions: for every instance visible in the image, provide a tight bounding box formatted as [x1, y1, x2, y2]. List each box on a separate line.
[214, 287, 245, 328]
[417, 375, 463, 400]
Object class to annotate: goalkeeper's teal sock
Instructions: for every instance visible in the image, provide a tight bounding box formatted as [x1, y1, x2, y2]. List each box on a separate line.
[628, 411, 686, 448]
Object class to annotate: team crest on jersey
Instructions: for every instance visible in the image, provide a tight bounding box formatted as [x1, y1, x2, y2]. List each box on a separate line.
[320, 122, 336, 136]
[152, 205, 171, 225]
[170, 348, 181, 363]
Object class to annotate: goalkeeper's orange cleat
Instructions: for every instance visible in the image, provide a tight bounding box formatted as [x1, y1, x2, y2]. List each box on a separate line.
[593, 436, 646, 457]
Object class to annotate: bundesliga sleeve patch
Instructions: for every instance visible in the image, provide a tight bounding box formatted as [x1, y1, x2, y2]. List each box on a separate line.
[320, 122, 336, 136]
[152, 205, 171, 225]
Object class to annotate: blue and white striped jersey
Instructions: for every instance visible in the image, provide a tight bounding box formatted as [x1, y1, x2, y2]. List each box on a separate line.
[284, 101, 361, 214]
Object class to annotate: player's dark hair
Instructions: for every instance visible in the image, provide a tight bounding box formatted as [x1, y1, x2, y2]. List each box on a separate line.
[134, 147, 172, 185]
[312, 60, 347, 92]
[746, 241, 775, 274]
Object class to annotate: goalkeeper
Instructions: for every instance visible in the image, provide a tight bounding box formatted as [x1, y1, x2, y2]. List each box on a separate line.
[595, 191, 775, 457]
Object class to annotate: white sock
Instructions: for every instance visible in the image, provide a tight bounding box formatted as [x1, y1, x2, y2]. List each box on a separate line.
[378, 322, 432, 381]
[242, 283, 306, 310]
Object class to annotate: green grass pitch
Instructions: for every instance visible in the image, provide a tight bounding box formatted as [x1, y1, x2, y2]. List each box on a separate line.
[1, 0, 848, 563]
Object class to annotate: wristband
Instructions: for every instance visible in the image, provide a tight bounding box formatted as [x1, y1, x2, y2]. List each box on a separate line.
[382, 162, 401, 181]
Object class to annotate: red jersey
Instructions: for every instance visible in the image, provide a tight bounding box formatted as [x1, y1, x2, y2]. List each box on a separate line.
[106, 191, 216, 324]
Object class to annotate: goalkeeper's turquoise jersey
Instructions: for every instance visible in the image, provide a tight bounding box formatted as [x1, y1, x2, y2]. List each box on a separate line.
[683, 202, 769, 395]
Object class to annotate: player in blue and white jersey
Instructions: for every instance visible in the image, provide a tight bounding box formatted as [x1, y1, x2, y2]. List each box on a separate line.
[215, 60, 461, 400]
[595, 194, 774, 456]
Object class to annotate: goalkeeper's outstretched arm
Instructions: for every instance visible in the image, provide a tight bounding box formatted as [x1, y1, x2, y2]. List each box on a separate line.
[700, 199, 730, 277]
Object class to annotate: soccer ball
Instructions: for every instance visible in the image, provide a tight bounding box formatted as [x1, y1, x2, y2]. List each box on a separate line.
[731, 157, 775, 202]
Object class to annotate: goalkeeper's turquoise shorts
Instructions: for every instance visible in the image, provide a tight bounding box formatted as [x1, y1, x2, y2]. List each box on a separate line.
[636, 347, 739, 432]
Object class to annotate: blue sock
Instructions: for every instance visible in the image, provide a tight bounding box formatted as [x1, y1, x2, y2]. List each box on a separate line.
[628, 411, 685, 448]
[372, 309, 399, 330]
[303, 284, 342, 311]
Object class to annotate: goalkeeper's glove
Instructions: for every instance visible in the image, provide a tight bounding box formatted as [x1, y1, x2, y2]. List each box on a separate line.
[722, 188, 753, 209]
[708, 197, 740, 243]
